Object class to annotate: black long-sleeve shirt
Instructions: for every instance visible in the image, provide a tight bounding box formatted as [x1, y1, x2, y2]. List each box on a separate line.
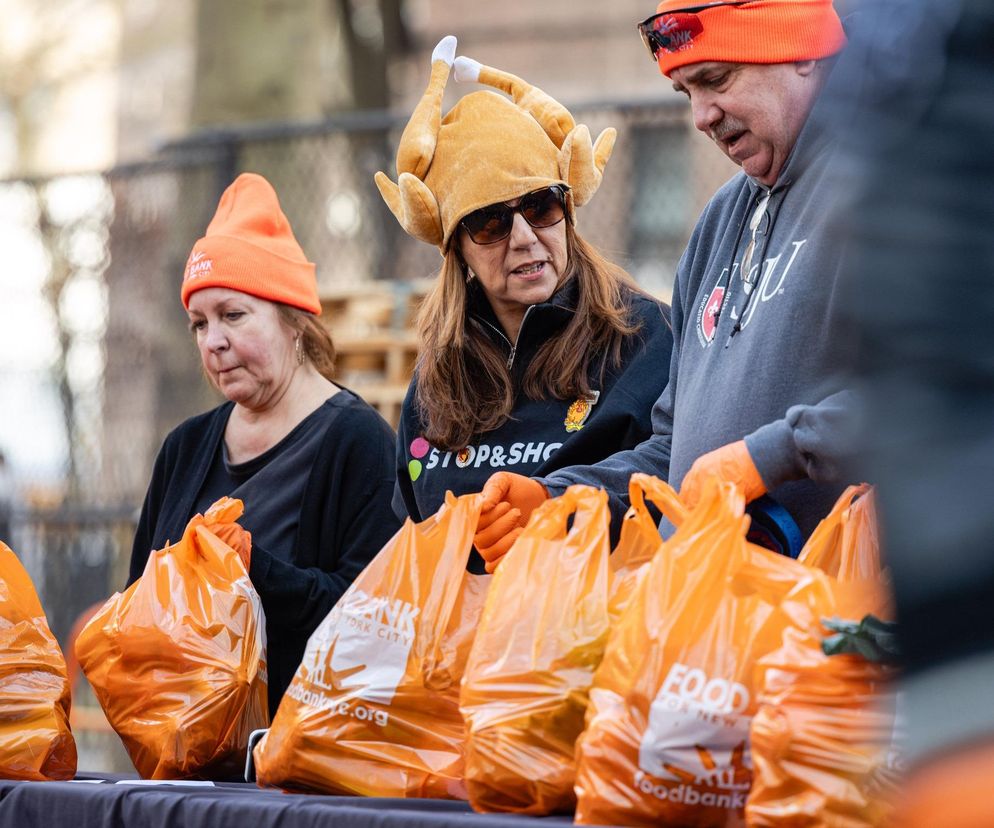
[129, 390, 402, 715]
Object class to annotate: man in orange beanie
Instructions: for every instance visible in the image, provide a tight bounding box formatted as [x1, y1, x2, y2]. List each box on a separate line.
[477, 0, 857, 566]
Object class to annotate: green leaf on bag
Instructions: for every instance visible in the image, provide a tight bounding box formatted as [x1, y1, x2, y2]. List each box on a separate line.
[821, 614, 900, 664]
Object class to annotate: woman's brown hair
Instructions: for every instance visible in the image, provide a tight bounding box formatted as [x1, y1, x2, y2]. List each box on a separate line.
[415, 222, 648, 450]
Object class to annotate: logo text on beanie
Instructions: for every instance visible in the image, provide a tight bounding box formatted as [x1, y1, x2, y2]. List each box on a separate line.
[185, 250, 213, 281]
[651, 13, 704, 54]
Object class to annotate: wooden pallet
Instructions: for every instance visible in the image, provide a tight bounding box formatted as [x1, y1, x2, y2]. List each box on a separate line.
[334, 332, 418, 384]
[333, 333, 418, 426]
[319, 282, 433, 428]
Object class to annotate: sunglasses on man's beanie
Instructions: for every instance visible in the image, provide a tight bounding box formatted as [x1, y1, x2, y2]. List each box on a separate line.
[637, 1, 748, 61]
[459, 185, 569, 246]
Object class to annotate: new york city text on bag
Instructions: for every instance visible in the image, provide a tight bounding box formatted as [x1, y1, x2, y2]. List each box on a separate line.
[75, 497, 268, 779]
[254, 490, 487, 799]
[0, 542, 77, 781]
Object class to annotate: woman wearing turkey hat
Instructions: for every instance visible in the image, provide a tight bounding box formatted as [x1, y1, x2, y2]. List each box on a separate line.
[377, 37, 673, 571]
[128, 172, 402, 714]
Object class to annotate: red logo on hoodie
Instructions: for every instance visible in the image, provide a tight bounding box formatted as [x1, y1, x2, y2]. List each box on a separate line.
[700, 285, 725, 343]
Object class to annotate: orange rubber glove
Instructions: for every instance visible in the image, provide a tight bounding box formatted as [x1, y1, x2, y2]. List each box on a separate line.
[474, 472, 549, 572]
[679, 439, 766, 509]
[212, 521, 253, 571]
[201, 497, 253, 571]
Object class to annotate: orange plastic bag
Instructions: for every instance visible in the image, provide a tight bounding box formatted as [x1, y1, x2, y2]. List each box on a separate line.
[0, 542, 77, 780]
[253, 491, 488, 798]
[798, 484, 885, 582]
[610, 473, 688, 622]
[460, 478, 688, 815]
[75, 497, 268, 779]
[459, 485, 610, 815]
[748, 486, 901, 827]
[574, 480, 816, 827]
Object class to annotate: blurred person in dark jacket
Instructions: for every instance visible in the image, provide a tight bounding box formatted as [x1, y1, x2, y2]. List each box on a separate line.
[377, 37, 673, 570]
[829, 1, 994, 824]
[129, 172, 400, 715]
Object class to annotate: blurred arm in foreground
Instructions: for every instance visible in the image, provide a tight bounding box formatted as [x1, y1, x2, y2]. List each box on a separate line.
[832, 1, 994, 824]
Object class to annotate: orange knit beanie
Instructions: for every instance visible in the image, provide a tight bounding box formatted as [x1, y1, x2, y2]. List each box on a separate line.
[181, 173, 321, 314]
[643, 0, 846, 78]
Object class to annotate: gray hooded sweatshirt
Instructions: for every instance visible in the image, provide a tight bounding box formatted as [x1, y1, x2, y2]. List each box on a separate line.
[537, 95, 854, 540]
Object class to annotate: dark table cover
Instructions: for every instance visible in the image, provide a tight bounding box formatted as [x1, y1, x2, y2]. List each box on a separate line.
[0, 773, 578, 828]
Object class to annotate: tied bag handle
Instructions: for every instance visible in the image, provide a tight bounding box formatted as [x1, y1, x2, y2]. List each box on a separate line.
[837, 486, 882, 582]
[164, 497, 253, 622]
[628, 473, 687, 528]
[612, 474, 687, 572]
[194, 496, 252, 571]
[606, 476, 686, 613]
[797, 484, 873, 577]
[795, 483, 892, 622]
[0, 542, 47, 623]
[417, 490, 486, 665]
[523, 484, 610, 549]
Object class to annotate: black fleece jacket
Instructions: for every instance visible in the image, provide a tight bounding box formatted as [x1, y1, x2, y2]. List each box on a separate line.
[393, 278, 673, 543]
[129, 391, 401, 715]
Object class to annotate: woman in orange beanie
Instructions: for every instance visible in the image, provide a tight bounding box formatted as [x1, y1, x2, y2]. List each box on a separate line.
[128, 172, 402, 715]
[379, 38, 673, 570]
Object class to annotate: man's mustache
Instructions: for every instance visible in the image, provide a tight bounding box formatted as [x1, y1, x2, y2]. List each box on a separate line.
[710, 118, 747, 142]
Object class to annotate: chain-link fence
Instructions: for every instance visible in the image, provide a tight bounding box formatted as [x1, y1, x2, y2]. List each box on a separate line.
[0, 97, 734, 770]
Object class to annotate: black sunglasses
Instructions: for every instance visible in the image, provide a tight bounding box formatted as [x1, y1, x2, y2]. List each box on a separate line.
[637, 2, 748, 61]
[459, 185, 569, 246]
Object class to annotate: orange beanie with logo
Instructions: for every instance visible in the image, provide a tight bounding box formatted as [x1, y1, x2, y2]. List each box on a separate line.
[644, 0, 846, 78]
[181, 172, 321, 314]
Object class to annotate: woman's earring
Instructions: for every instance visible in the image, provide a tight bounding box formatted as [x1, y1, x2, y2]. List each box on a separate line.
[295, 335, 305, 365]
[465, 266, 476, 283]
